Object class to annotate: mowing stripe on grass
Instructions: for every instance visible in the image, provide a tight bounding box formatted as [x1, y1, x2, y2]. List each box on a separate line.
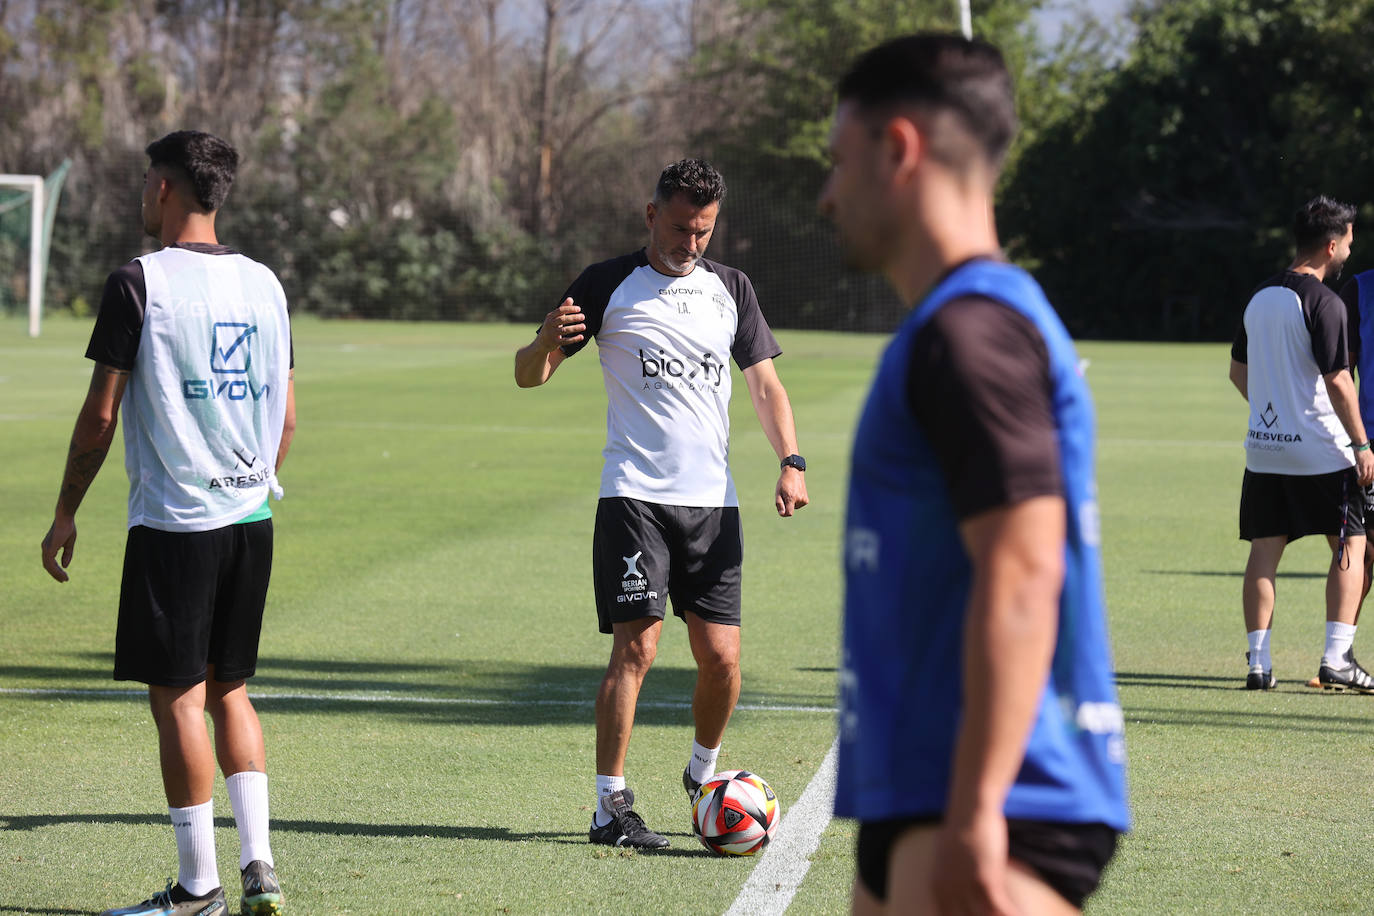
[726, 737, 839, 916]
[0, 686, 835, 714]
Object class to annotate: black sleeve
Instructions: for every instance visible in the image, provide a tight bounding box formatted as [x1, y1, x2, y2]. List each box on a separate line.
[717, 266, 781, 370]
[555, 254, 640, 358]
[1339, 277, 1360, 367]
[1308, 285, 1348, 376]
[84, 261, 146, 370]
[1231, 320, 1248, 364]
[907, 297, 1063, 520]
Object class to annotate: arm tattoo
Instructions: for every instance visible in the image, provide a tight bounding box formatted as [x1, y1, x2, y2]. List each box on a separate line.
[57, 442, 112, 515]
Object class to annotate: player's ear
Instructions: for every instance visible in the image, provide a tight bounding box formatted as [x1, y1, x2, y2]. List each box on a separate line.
[884, 116, 922, 182]
[645, 201, 657, 232]
[153, 170, 174, 206]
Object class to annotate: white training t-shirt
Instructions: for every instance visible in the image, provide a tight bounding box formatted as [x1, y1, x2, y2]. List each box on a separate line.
[560, 250, 781, 507]
[1233, 271, 1354, 475]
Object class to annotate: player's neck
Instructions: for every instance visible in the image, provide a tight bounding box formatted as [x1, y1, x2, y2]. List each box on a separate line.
[160, 211, 220, 247]
[891, 200, 1001, 307]
[1288, 258, 1327, 281]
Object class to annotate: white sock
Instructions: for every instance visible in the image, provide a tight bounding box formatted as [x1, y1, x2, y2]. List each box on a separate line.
[1324, 622, 1357, 667]
[593, 774, 625, 828]
[227, 770, 273, 870]
[169, 800, 218, 897]
[688, 740, 720, 784]
[1247, 629, 1271, 672]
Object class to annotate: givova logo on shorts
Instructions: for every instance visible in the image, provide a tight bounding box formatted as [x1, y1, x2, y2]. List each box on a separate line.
[618, 550, 659, 603]
[183, 322, 274, 401]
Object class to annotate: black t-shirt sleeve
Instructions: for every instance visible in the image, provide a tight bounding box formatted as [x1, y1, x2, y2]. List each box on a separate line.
[1339, 277, 1361, 366]
[84, 261, 146, 370]
[717, 265, 781, 370]
[555, 254, 640, 358]
[1307, 284, 1348, 376]
[1231, 320, 1248, 364]
[907, 297, 1063, 520]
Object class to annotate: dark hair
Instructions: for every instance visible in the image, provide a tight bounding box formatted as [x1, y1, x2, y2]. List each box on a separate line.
[1293, 195, 1356, 254]
[837, 33, 1017, 169]
[654, 158, 726, 208]
[145, 130, 239, 212]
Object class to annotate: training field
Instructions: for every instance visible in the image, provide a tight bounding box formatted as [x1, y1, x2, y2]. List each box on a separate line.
[4, 315, 1374, 914]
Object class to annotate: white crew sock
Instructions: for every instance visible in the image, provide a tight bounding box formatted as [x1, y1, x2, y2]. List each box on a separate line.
[593, 774, 626, 828]
[1323, 621, 1357, 668]
[170, 800, 218, 897]
[227, 770, 274, 870]
[688, 740, 720, 785]
[1247, 629, 1271, 673]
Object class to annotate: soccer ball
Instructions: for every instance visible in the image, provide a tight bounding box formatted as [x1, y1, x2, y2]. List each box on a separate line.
[691, 769, 780, 855]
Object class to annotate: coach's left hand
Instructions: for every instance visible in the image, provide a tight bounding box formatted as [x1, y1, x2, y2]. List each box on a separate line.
[776, 468, 809, 517]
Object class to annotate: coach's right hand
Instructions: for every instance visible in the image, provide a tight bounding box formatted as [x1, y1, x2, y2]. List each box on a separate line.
[1357, 448, 1374, 487]
[538, 299, 586, 351]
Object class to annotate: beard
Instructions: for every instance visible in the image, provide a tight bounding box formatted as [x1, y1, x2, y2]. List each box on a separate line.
[656, 245, 699, 275]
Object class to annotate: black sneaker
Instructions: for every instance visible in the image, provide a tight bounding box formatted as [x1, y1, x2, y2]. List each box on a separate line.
[588, 788, 669, 849]
[683, 767, 703, 804]
[1245, 651, 1275, 690]
[100, 882, 227, 916]
[240, 860, 283, 915]
[1317, 649, 1374, 693]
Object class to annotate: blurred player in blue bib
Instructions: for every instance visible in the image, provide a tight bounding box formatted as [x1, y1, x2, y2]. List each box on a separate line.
[819, 34, 1130, 914]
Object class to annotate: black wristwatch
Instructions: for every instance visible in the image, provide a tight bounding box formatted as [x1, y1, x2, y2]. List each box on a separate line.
[781, 454, 806, 472]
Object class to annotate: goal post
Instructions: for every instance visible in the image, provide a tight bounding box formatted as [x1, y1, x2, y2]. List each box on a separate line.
[1, 160, 70, 338]
[0, 174, 43, 337]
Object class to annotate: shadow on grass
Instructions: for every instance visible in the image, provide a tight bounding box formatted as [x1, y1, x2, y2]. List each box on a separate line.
[1116, 671, 1237, 692]
[0, 655, 835, 726]
[0, 906, 89, 914]
[1142, 568, 1326, 579]
[0, 812, 711, 856]
[1126, 704, 1374, 733]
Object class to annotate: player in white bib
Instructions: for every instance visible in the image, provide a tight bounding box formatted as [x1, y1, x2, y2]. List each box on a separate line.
[515, 159, 809, 848]
[41, 131, 293, 916]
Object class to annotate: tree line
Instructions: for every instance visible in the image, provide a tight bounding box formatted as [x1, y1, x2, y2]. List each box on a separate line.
[3, 0, 1372, 339]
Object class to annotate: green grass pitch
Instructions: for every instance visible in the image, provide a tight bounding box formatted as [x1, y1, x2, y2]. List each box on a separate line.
[3, 315, 1374, 913]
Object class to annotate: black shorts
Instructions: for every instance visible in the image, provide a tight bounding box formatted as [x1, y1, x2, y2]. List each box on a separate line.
[114, 521, 274, 687]
[1239, 467, 1366, 541]
[856, 817, 1120, 909]
[592, 497, 742, 634]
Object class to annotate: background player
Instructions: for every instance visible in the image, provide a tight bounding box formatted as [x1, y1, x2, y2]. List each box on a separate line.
[1231, 196, 1374, 692]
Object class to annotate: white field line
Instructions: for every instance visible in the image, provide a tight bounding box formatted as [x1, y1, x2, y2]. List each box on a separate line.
[725, 737, 840, 916]
[0, 686, 834, 714]
[1098, 437, 1235, 448]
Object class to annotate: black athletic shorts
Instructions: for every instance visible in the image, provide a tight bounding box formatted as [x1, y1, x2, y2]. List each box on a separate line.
[592, 497, 742, 634]
[1239, 467, 1365, 541]
[114, 520, 274, 687]
[856, 816, 1120, 909]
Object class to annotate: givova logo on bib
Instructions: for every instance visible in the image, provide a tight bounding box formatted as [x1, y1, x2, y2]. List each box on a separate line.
[639, 348, 725, 391]
[183, 322, 274, 401]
